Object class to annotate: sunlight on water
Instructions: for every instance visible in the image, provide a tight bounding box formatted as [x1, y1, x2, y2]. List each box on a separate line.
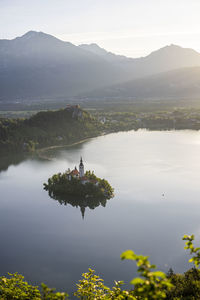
[1, 130, 200, 295]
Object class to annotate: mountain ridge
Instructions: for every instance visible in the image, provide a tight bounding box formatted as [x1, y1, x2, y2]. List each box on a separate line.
[83, 66, 200, 100]
[1, 31, 200, 102]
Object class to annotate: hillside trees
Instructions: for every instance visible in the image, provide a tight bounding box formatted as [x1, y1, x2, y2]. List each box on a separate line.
[0, 107, 102, 155]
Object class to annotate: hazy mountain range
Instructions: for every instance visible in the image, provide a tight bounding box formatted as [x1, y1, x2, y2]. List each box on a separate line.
[85, 67, 200, 100]
[1, 31, 200, 102]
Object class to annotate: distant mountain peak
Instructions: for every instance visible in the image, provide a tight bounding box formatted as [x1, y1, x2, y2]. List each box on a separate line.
[163, 44, 189, 51]
[20, 30, 45, 39]
[79, 43, 109, 56]
[85, 43, 100, 48]
[1, 31, 200, 102]
[16, 31, 62, 43]
[149, 44, 199, 56]
[167, 44, 181, 48]
[79, 43, 129, 62]
[23, 30, 41, 36]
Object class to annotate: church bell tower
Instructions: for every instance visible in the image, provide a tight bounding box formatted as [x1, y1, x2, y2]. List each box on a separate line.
[79, 157, 84, 178]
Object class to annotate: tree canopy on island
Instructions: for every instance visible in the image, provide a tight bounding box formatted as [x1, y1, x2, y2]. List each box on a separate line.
[44, 169, 114, 218]
[44, 170, 114, 201]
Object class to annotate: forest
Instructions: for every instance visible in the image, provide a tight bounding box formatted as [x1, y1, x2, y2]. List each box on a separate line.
[2, 104, 200, 157]
[0, 106, 102, 155]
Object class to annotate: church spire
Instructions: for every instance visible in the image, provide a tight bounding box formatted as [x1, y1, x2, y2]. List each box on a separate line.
[80, 206, 85, 219]
[80, 156, 83, 165]
[79, 156, 84, 178]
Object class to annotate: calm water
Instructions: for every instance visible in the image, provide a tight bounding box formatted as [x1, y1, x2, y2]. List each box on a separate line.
[1, 130, 200, 295]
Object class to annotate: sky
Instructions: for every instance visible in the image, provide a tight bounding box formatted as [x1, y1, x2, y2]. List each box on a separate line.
[1, 0, 200, 57]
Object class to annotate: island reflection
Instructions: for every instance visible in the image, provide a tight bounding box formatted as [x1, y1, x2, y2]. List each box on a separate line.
[47, 192, 110, 219]
[44, 157, 114, 218]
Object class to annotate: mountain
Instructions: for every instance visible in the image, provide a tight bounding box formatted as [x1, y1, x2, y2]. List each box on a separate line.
[79, 43, 200, 77]
[0, 31, 127, 101]
[132, 44, 200, 78]
[1, 31, 200, 102]
[79, 43, 129, 62]
[84, 67, 200, 100]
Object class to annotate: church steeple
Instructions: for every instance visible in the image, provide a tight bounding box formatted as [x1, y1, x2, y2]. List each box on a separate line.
[80, 206, 85, 219]
[79, 157, 84, 178]
[80, 157, 83, 165]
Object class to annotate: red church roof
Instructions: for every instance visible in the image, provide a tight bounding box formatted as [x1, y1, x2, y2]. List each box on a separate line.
[70, 169, 79, 176]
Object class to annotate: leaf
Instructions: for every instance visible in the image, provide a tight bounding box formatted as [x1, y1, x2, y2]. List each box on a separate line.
[121, 250, 135, 260]
[152, 271, 166, 279]
[183, 235, 189, 240]
[130, 278, 145, 285]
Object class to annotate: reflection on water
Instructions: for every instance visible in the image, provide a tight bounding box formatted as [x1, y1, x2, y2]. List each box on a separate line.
[38, 139, 92, 162]
[49, 193, 109, 219]
[0, 153, 25, 172]
[0, 139, 92, 173]
[1, 130, 200, 296]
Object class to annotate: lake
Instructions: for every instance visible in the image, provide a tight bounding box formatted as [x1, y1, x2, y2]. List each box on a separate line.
[1, 129, 200, 296]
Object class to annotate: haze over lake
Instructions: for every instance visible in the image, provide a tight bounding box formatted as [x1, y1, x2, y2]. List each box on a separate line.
[1, 130, 200, 296]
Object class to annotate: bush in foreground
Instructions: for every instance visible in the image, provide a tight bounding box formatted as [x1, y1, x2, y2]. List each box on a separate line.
[0, 235, 200, 299]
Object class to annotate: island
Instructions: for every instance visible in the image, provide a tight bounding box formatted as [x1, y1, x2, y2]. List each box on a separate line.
[43, 158, 114, 218]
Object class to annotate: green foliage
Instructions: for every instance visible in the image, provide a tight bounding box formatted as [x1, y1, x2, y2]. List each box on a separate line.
[94, 107, 200, 134]
[166, 268, 200, 299]
[44, 171, 114, 200]
[0, 107, 102, 155]
[0, 273, 68, 300]
[3, 105, 200, 157]
[2, 234, 200, 299]
[75, 268, 136, 299]
[165, 235, 200, 299]
[183, 234, 200, 268]
[74, 268, 110, 299]
[0, 273, 41, 300]
[121, 251, 173, 299]
[3, 105, 200, 156]
[41, 283, 68, 300]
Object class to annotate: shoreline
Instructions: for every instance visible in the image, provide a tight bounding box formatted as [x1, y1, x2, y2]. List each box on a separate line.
[2, 127, 198, 163]
[36, 134, 104, 161]
[35, 127, 200, 161]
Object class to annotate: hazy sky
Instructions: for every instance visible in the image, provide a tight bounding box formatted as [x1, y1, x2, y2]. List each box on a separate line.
[1, 0, 200, 57]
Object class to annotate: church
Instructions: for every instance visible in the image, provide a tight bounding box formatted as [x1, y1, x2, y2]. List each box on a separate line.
[66, 157, 94, 184]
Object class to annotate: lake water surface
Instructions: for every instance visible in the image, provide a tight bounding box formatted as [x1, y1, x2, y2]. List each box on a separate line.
[1, 130, 200, 295]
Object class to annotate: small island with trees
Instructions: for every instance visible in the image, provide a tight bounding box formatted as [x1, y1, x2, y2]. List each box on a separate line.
[44, 158, 114, 217]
